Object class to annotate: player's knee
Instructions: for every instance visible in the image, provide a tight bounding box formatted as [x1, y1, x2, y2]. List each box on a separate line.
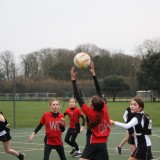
[70, 138, 76, 144]
[4, 148, 10, 153]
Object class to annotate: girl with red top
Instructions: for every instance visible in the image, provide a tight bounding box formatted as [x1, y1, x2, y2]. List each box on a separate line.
[29, 99, 67, 160]
[71, 61, 111, 160]
[64, 98, 85, 158]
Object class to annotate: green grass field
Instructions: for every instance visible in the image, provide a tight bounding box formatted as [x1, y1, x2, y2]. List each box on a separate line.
[0, 101, 160, 160]
[0, 100, 160, 128]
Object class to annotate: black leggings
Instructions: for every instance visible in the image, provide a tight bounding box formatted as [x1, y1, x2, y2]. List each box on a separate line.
[43, 144, 67, 160]
[64, 130, 79, 150]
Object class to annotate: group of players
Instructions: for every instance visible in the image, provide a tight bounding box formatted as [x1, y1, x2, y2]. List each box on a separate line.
[0, 61, 153, 160]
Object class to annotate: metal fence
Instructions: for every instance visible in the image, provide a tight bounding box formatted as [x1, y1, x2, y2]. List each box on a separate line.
[0, 93, 57, 101]
[0, 92, 159, 102]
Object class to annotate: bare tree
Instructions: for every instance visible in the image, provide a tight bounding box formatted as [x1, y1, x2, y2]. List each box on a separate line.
[21, 52, 40, 77]
[136, 38, 160, 58]
[75, 43, 100, 56]
[0, 50, 15, 80]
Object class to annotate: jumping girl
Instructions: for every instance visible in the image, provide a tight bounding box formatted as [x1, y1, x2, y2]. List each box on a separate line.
[70, 61, 111, 160]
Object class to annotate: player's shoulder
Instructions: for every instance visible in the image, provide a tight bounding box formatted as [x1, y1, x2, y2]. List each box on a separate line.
[126, 106, 131, 111]
[134, 113, 143, 122]
[0, 111, 3, 115]
[43, 112, 52, 116]
[58, 112, 64, 118]
[75, 107, 81, 111]
[67, 106, 72, 110]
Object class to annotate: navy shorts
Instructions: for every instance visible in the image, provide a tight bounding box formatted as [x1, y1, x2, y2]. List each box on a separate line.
[0, 132, 12, 142]
[81, 143, 109, 160]
[128, 135, 135, 145]
[131, 146, 153, 160]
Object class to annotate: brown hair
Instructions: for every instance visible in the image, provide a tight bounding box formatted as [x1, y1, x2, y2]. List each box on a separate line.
[132, 96, 144, 111]
[49, 98, 59, 106]
[87, 96, 104, 129]
[87, 112, 102, 129]
[91, 96, 104, 112]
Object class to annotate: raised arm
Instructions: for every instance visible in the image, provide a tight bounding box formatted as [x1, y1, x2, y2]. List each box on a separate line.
[89, 61, 106, 102]
[71, 67, 84, 107]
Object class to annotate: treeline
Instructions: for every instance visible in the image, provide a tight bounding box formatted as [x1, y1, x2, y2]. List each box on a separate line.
[0, 40, 160, 100]
[0, 43, 139, 79]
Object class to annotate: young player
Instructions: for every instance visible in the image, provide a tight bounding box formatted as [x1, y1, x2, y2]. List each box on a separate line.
[28, 99, 67, 160]
[111, 97, 153, 160]
[70, 61, 111, 160]
[116, 105, 136, 155]
[0, 111, 25, 160]
[64, 98, 85, 158]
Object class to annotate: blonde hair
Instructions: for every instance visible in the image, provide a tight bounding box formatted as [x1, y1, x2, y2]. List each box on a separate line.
[69, 97, 76, 102]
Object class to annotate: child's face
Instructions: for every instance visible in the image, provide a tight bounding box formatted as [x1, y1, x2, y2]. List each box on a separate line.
[130, 100, 142, 113]
[50, 100, 59, 113]
[69, 99, 76, 108]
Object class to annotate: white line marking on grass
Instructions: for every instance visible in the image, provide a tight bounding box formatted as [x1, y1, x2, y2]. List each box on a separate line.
[0, 148, 44, 154]
[152, 130, 160, 133]
[152, 134, 160, 138]
[109, 153, 129, 157]
[11, 131, 45, 134]
[13, 133, 45, 138]
[110, 132, 126, 134]
[12, 141, 44, 145]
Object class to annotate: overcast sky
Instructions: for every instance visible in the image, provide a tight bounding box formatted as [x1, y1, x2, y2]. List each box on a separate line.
[0, 0, 160, 63]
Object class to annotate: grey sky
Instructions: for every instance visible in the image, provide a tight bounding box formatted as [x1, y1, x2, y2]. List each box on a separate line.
[0, 0, 160, 63]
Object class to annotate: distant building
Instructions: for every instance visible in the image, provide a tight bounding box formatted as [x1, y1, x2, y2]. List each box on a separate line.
[136, 90, 155, 102]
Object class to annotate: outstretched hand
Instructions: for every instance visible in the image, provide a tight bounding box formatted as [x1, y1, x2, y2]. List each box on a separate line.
[110, 119, 115, 125]
[60, 118, 65, 125]
[89, 61, 96, 76]
[29, 132, 35, 143]
[71, 67, 77, 80]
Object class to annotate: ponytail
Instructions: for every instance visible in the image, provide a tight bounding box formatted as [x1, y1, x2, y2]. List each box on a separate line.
[87, 112, 102, 129]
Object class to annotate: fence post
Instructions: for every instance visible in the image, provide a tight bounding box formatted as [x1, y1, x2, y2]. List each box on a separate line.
[13, 67, 16, 128]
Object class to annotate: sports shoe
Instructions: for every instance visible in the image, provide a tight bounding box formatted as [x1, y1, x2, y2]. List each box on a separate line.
[72, 152, 82, 158]
[70, 148, 76, 155]
[116, 146, 121, 155]
[18, 153, 25, 160]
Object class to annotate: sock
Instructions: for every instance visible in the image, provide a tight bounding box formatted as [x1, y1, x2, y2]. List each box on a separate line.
[76, 150, 81, 153]
[17, 153, 21, 158]
[17, 153, 24, 159]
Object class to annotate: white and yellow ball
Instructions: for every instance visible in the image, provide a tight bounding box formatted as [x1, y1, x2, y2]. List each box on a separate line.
[73, 52, 91, 69]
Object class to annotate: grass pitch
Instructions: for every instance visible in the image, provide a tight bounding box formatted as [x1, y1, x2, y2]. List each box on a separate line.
[0, 100, 159, 128]
[0, 100, 160, 159]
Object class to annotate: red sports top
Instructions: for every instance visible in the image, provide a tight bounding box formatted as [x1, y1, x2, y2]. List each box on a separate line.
[82, 103, 111, 144]
[64, 107, 82, 128]
[40, 112, 65, 145]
